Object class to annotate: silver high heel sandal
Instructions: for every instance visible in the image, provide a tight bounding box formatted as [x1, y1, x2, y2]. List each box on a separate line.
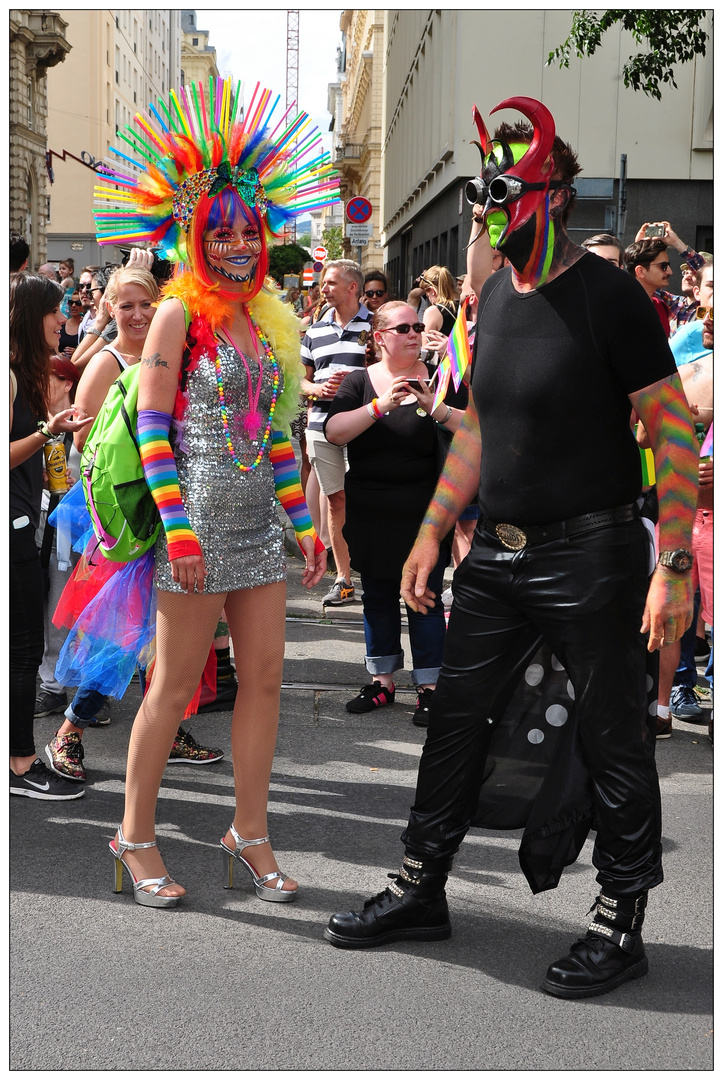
[110, 824, 181, 909]
[220, 824, 297, 902]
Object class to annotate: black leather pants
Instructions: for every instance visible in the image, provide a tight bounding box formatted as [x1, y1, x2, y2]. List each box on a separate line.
[401, 519, 663, 896]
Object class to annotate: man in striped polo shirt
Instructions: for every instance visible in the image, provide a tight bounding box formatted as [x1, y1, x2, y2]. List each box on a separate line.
[300, 260, 372, 605]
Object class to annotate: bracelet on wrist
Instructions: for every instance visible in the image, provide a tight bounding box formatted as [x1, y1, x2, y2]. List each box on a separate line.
[370, 398, 385, 420]
[435, 405, 453, 427]
[366, 401, 378, 421]
[37, 422, 53, 440]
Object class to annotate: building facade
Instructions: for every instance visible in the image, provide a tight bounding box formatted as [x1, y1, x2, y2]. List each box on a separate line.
[180, 10, 219, 86]
[10, 9, 71, 269]
[380, 10, 713, 300]
[332, 10, 385, 272]
[45, 9, 182, 266]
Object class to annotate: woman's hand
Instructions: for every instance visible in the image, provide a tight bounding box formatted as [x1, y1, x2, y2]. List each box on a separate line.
[93, 293, 112, 331]
[171, 552, 208, 594]
[376, 375, 416, 414]
[127, 247, 155, 271]
[422, 330, 448, 358]
[48, 408, 94, 436]
[404, 379, 437, 415]
[300, 535, 327, 588]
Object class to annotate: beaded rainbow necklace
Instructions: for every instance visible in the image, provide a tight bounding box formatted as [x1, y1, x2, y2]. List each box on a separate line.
[214, 309, 279, 472]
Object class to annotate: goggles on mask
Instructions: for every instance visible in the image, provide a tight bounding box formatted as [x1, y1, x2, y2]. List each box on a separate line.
[466, 96, 564, 248]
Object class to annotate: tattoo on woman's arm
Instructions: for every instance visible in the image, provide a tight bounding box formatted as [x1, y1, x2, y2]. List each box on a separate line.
[141, 353, 169, 369]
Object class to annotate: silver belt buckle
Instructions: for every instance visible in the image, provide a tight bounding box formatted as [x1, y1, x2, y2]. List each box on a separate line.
[495, 523, 527, 550]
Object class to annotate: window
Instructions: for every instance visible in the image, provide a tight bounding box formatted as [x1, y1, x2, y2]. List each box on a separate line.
[193, 37, 198, 45]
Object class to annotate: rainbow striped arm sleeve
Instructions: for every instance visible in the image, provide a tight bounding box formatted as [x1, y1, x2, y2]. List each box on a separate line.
[137, 409, 202, 561]
[269, 430, 324, 555]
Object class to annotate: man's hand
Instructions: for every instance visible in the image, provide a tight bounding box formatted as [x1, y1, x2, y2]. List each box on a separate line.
[317, 371, 347, 399]
[641, 566, 694, 652]
[401, 535, 442, 614]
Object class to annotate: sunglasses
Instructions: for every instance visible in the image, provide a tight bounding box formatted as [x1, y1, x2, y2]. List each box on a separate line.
[696, 306, 713, 321]
[78, 283, 93, 291]
[651, 261, 671, 272]
[378, 322, 425, 335]
[364, 289, 386, 298]
[69, 299, 82, 305]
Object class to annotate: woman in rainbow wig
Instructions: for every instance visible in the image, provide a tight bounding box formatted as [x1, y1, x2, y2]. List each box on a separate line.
[93, 77, 337, 907]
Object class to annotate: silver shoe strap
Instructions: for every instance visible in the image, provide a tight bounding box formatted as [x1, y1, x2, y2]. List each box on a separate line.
[228, 824, 270, 849]
[115, 823, 158, 855]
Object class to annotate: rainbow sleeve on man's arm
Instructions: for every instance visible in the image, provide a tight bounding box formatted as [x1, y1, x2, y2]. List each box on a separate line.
[137, 409, 202, 560]
[269, 430, 324, 555]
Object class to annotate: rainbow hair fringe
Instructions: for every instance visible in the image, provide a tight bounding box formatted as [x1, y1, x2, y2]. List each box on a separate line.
[94, 77, 340, 263]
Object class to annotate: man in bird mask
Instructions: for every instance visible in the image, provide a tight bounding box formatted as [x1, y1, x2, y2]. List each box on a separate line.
[323, 98, 700, 999]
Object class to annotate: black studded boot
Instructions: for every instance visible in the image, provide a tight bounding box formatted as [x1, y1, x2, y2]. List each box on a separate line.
[324, 853, 454, 949]
[543, 890, 649, 999]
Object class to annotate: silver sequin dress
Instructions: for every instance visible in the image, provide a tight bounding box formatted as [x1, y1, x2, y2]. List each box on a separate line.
[154, 339, 286, 594]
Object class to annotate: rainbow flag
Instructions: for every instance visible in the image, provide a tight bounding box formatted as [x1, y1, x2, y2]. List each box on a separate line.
[430, 360, 451, 415]
[447, 295, 471, 392]
[700, 423, 713, 457]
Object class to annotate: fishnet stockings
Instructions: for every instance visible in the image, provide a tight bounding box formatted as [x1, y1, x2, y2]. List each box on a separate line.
[118, 581, 291, 896]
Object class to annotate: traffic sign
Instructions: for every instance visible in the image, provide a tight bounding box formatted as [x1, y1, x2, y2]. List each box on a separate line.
[313, 261, 323, 272]
[312, 245, 327, 261]
[345, 222, 373, 240]
[346, 197, 372, 223]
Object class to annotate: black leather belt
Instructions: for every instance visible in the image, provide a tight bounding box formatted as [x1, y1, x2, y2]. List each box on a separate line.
[482, 504, 638, 551]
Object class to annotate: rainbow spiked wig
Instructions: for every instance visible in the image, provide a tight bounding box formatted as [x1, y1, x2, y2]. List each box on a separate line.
[94, 77, 340, 262]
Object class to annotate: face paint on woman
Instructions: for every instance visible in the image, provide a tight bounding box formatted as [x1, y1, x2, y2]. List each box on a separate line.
[203, 212, 263, 289]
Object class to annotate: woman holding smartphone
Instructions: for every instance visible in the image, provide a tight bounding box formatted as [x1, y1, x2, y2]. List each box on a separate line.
[324, 302, 463, 724]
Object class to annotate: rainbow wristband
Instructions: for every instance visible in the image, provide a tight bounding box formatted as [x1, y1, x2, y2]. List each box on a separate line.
[370, 397, 385, 420]
[269, 430, 324, 555]
[137, 409, 202, 560]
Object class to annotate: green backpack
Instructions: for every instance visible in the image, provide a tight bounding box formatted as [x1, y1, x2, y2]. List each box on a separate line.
[81, 364, 161, 562]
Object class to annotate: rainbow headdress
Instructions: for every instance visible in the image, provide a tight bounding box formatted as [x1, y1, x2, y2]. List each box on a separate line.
[94, 78, 340, 261]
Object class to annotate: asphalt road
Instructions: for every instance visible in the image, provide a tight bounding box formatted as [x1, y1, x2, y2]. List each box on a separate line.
[11, 554, 713, 1072]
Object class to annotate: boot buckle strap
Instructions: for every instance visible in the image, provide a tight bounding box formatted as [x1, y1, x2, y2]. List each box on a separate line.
[388, 880, 405, 900]
[403, 855, 423, 870]
[588, 921, 636, 954]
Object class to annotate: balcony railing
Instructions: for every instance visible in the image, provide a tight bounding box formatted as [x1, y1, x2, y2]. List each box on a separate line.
[335, 144, 364, 162]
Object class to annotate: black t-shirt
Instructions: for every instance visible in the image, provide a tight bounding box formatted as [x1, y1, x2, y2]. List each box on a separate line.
[471, 252, 676, 524]
[323, 365, 445, 577]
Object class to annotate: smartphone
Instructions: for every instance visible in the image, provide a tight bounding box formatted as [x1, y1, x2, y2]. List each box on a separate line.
[405, 379, 429, 393]
[643, 225, 666, 238]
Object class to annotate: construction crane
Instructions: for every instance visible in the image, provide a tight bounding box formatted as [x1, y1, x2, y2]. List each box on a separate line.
[285, 10, 299, 244]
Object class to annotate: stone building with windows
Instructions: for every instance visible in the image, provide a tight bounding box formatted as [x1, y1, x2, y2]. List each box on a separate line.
[10, 9, 71, 270]
[379, 10, 713, 301]
[180, 10, 219, 86]
[331, 10, 385, 271]
[45, 9, 182, 266]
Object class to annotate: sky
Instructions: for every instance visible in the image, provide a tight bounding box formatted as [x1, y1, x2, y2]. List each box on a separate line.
[196, 8, 344, 158]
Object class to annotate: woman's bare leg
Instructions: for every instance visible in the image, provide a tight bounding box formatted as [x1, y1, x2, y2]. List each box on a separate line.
[116, 588, 226, 896]
[221, 580, 296, 891]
